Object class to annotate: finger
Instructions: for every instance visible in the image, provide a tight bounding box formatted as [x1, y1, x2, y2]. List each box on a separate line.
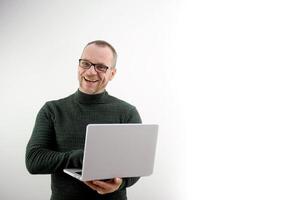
[93, 180, 111, 189]
[114, 177, 122, 184]
[97, 189, 106, 195]
[84, 181, 96, 189]
[84, 181, 100, 191]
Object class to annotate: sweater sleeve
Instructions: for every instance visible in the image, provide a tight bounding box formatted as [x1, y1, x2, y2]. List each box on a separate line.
[25, 103, 80, 174]
[126, 106, 142, 124]
[119, 106, 142, 189]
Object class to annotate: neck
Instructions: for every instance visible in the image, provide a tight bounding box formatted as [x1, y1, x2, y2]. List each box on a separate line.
[75, 89, 108, 104]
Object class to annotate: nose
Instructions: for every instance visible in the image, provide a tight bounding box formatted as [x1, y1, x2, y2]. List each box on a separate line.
[86, 65, 98, 75]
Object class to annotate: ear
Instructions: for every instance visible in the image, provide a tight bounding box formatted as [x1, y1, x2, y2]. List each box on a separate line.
[109, 68, 117, 81]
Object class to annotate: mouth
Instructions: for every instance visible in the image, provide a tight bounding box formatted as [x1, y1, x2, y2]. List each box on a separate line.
[84, 77, 99, 83]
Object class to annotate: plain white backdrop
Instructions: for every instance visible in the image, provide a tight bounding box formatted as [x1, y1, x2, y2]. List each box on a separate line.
[1, 0, 301, 199]
[0, 0, 185, 199]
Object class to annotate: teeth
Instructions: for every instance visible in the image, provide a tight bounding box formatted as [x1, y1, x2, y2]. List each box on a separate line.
[84, 77, 98, 82]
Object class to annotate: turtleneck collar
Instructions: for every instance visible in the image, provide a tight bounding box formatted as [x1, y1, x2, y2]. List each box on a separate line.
[74, 89, 108, 104]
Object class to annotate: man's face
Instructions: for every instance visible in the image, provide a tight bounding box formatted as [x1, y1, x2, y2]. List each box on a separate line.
[78, 44, 116, 94]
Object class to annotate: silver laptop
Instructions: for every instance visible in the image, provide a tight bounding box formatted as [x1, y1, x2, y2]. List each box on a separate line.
[63, 124, 158, 181]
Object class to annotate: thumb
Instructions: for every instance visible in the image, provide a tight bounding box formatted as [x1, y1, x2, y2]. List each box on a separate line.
[114, 177, 122, 184]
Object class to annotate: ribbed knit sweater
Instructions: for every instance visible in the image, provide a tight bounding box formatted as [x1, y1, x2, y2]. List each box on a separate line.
[26, 90, 142, 200]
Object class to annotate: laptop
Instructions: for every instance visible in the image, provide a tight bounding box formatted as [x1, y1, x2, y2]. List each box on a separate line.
[63, 124, 159, 181]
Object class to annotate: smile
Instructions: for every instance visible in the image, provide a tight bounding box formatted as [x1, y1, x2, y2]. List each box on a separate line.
[84, 77, 99, 82]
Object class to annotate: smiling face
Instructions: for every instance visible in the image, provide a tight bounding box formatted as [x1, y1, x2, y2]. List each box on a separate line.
[78, 44, 116, 94]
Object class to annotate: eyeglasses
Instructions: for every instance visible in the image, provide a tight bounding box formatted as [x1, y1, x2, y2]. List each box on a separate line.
[79, 59, 110, 73]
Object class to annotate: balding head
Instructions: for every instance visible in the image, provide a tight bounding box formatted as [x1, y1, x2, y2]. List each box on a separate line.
[84, 40, 117, 68]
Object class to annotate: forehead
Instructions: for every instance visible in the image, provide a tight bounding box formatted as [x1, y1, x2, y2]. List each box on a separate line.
[80, 44, 113, 65]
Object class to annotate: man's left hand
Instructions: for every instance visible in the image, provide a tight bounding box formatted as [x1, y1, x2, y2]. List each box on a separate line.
[84, 178, 122, 195]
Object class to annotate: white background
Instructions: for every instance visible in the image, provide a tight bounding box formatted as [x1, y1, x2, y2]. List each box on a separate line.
[0, 0, 301, 199]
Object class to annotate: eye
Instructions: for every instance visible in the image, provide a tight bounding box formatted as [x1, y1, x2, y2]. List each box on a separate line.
[81, 61, 91, 67]
[95, 64, 108, 72]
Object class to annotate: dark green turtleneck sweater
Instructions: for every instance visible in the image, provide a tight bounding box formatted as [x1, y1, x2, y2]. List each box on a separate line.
[26, 90, 142, 200]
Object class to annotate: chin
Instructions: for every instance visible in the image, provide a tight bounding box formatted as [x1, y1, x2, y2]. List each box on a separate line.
[80, 87, 103, 95]
[79, 87, 93, 94]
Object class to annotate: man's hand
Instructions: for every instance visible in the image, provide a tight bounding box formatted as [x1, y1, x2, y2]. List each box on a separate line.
[84, 178, 123, 195]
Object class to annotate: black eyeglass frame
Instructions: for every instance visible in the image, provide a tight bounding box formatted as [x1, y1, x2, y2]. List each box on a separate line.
[78, 59, 111, 73]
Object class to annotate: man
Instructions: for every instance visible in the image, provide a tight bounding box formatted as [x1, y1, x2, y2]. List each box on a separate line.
[26, 40, 141, 200]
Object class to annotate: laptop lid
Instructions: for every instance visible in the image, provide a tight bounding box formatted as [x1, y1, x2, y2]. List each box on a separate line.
[65, 124, 159, 181]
